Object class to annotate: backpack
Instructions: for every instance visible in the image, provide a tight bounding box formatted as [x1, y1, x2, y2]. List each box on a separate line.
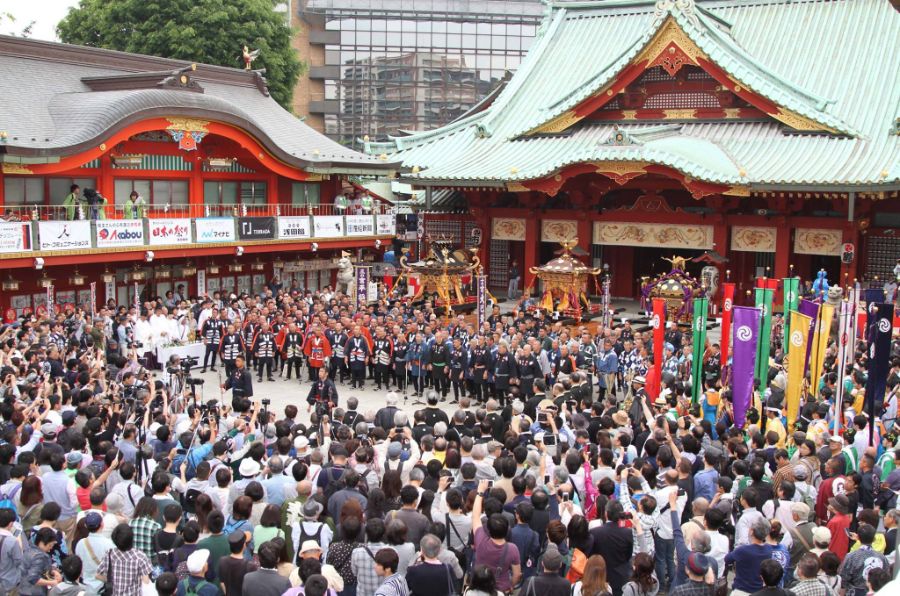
[181, 488, 202, 515]
[322, 466, 345, 500]
[0, 483, 22, 520]
[171, 449, 198, 481]
[796, 485, 817, 522]
[180, 577, 212, 596]
[295, 522, 324, 563]
[566, 548, 588, 583]
[357, 469, 373, 496]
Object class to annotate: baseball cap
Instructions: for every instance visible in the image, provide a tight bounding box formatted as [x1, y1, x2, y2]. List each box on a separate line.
[300, 540, 323, 554]
[387, 442, 403, 458]
[294, 435, 310, 450]
[227, 531, 246, 547]
[186, 549, 209, 574]
[40, 422, 57, 437]
[84, 512, 103, 531]
[687, 552, 710, 576]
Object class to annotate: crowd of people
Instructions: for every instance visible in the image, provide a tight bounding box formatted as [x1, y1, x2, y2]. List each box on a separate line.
[0, 276, 898, 596]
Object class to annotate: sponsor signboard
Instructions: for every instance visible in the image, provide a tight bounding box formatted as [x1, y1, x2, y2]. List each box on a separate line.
[0, 222, 31, 253]
[313, 215, 344, 238]
[376, 214, 396, 236]
[38, 221, 91, 251]
[96, 220, 144, 248]
[346, 214, 375, 236]
[195, 218, 235, 243]
[148, 218, 192, 245]
[238, 217, 276, 240]
[278, 216, 311, 239]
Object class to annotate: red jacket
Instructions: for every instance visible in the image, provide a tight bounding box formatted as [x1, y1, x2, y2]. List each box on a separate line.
[303, 335, 332, 367]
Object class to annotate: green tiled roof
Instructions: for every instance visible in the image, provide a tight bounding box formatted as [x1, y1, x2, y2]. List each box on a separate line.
[382, 0, 900, 189]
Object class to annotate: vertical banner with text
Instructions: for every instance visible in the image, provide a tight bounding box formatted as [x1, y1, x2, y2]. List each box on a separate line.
[866, 303, 895, 445]
[477, 275, 487, 329]
[786, 310, 812, 430]
[650, 298, 665, 399]
[355, 265, 369, 311]
[782, 277, 800, 355]
[46, 285, 55, 317]
[89, 282, 97, 317]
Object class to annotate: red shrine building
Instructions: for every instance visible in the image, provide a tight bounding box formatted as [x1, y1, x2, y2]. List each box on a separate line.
[373, 0, 900, 306]
[0, 35, 398, 316]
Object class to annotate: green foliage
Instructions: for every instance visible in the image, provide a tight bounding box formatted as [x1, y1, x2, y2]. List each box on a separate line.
[57, 0, 303, 109]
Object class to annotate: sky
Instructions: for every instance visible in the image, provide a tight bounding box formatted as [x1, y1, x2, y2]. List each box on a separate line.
[3, 0, 80, 41]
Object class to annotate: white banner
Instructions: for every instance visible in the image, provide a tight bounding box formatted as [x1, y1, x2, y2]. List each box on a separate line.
[346, 214, 375, 236]
[148, 218, 192, 245]
[313, 215, 345, 238]
[96, 220, 144, 248]
[376, 214, 396, 236]
[195, 217, 235, 243]
[278, 216, 311, 239]
[38, 221, 91, 251]
[197, 270, 206, 297]
[0, 222, 31, 253]
[105, 281, 115, 303]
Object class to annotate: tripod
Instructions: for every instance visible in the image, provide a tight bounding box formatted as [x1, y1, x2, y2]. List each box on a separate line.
[411, 371, 426, 406]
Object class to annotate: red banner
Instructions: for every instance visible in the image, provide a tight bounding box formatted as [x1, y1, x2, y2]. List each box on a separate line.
[720, 282, 735, 367]
[650, 297, 665, 398]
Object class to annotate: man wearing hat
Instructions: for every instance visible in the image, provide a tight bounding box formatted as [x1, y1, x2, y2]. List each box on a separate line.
[669, 552, 713, 596]
[36, 422, 64, 458]
[517, 543, 569, 596]
[764, 405, 786, 448]
[826, 493, 852, 560]
[291, 499, 333, 560]
[627, 374, 648, 423]
[179, 549, 220, 595]
[219, 532, 258, 595]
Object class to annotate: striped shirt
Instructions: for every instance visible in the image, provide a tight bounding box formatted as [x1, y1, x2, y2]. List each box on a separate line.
[374, 572, 409, 596]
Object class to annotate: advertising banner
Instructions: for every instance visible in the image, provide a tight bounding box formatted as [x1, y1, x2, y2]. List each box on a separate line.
[148, 218, 191, 245]
[38, 221, 91, 251]
[278, 216, 311, 239]
[313, 215, 345, 238]
[195, 218, 235, 243]
[376, 214, 396, 236]
[238, 217, 276, 240]
[96, 220, 144, 248]
[346, 214, 375, 236]
[0, 222, 32, 253]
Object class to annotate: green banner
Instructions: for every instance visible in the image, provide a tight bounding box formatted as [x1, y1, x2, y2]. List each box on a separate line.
[754, 285, 774, 386]
[690, 296, 709, 405]
[782, 277, 800, 356]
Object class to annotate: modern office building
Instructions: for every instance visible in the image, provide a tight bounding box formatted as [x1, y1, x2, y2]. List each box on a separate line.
[294, 0, 545, 147]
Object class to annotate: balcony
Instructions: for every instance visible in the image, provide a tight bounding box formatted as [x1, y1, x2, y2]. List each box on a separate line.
[0, 203, 398, 259]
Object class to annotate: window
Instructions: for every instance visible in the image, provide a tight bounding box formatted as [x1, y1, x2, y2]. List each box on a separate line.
[291, 182, 321, 206]
[3, 177, 45, 205]
[114, 179, 151, 209]
[49, 178, 96, 206]
[239, 181, 267, 205]
[203, 181, 237, 205]
[114, 179, 186, 208]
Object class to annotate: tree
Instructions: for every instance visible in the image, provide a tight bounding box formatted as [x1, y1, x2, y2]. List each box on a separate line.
[57, 0, 303, 110]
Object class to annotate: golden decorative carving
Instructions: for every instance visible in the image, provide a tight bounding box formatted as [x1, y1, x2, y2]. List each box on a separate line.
[492, 217, 527, 241]
[622, 110, 638, 119]
[638, 18, 707, 65]
[794, 228, 842, 256]
[541, 219, 579, 243]
[774, 109, 838, 134]
[731, 226, 776, 252]
[724, 185, 751, 197]
[99, 143, 107, 151]
[594, 221, 714, 250]
[593, 160, 649, 185]
[506, 182, 529, 192]
[724, 108, 741, 118]
[1, 163, 33, 174]
[662, 109, 698, 119]
[532, 110, 580, 134]
[165, 118, 210, 134]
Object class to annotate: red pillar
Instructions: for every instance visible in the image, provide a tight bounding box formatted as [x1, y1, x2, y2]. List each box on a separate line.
[99, 154, 114, 202]
[774, 218, 791, 308]
[523, 213, 540, 293]
[189, 155, 204, 218]
[577, 218, 592, 265]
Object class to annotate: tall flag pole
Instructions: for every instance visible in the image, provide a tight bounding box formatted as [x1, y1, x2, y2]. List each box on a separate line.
[731, 306, 761, 429]
[786, 310, 812, 431]
[809, 302, 835, 391]
[865, 303, 894, 446]
[650, 298, 666, 399]
[782, 276, 800, 355]
[691, 296, 709, 405]
[720, 281, 735, 368]
[833, 295, 854, 434]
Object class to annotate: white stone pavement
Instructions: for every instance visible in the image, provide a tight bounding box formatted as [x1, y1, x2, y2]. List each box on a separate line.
[178, 297, 723, 425]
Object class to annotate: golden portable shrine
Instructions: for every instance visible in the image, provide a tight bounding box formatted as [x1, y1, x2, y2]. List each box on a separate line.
[397, 243, 482, 315]
[640, 255, 707, 323]
[529, 240, 602, 322]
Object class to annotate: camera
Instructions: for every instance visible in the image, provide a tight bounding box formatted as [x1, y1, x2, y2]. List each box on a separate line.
[182, 356, 199, 369]
[261, 398, 271, 407]
[129, 341, 143, 349]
